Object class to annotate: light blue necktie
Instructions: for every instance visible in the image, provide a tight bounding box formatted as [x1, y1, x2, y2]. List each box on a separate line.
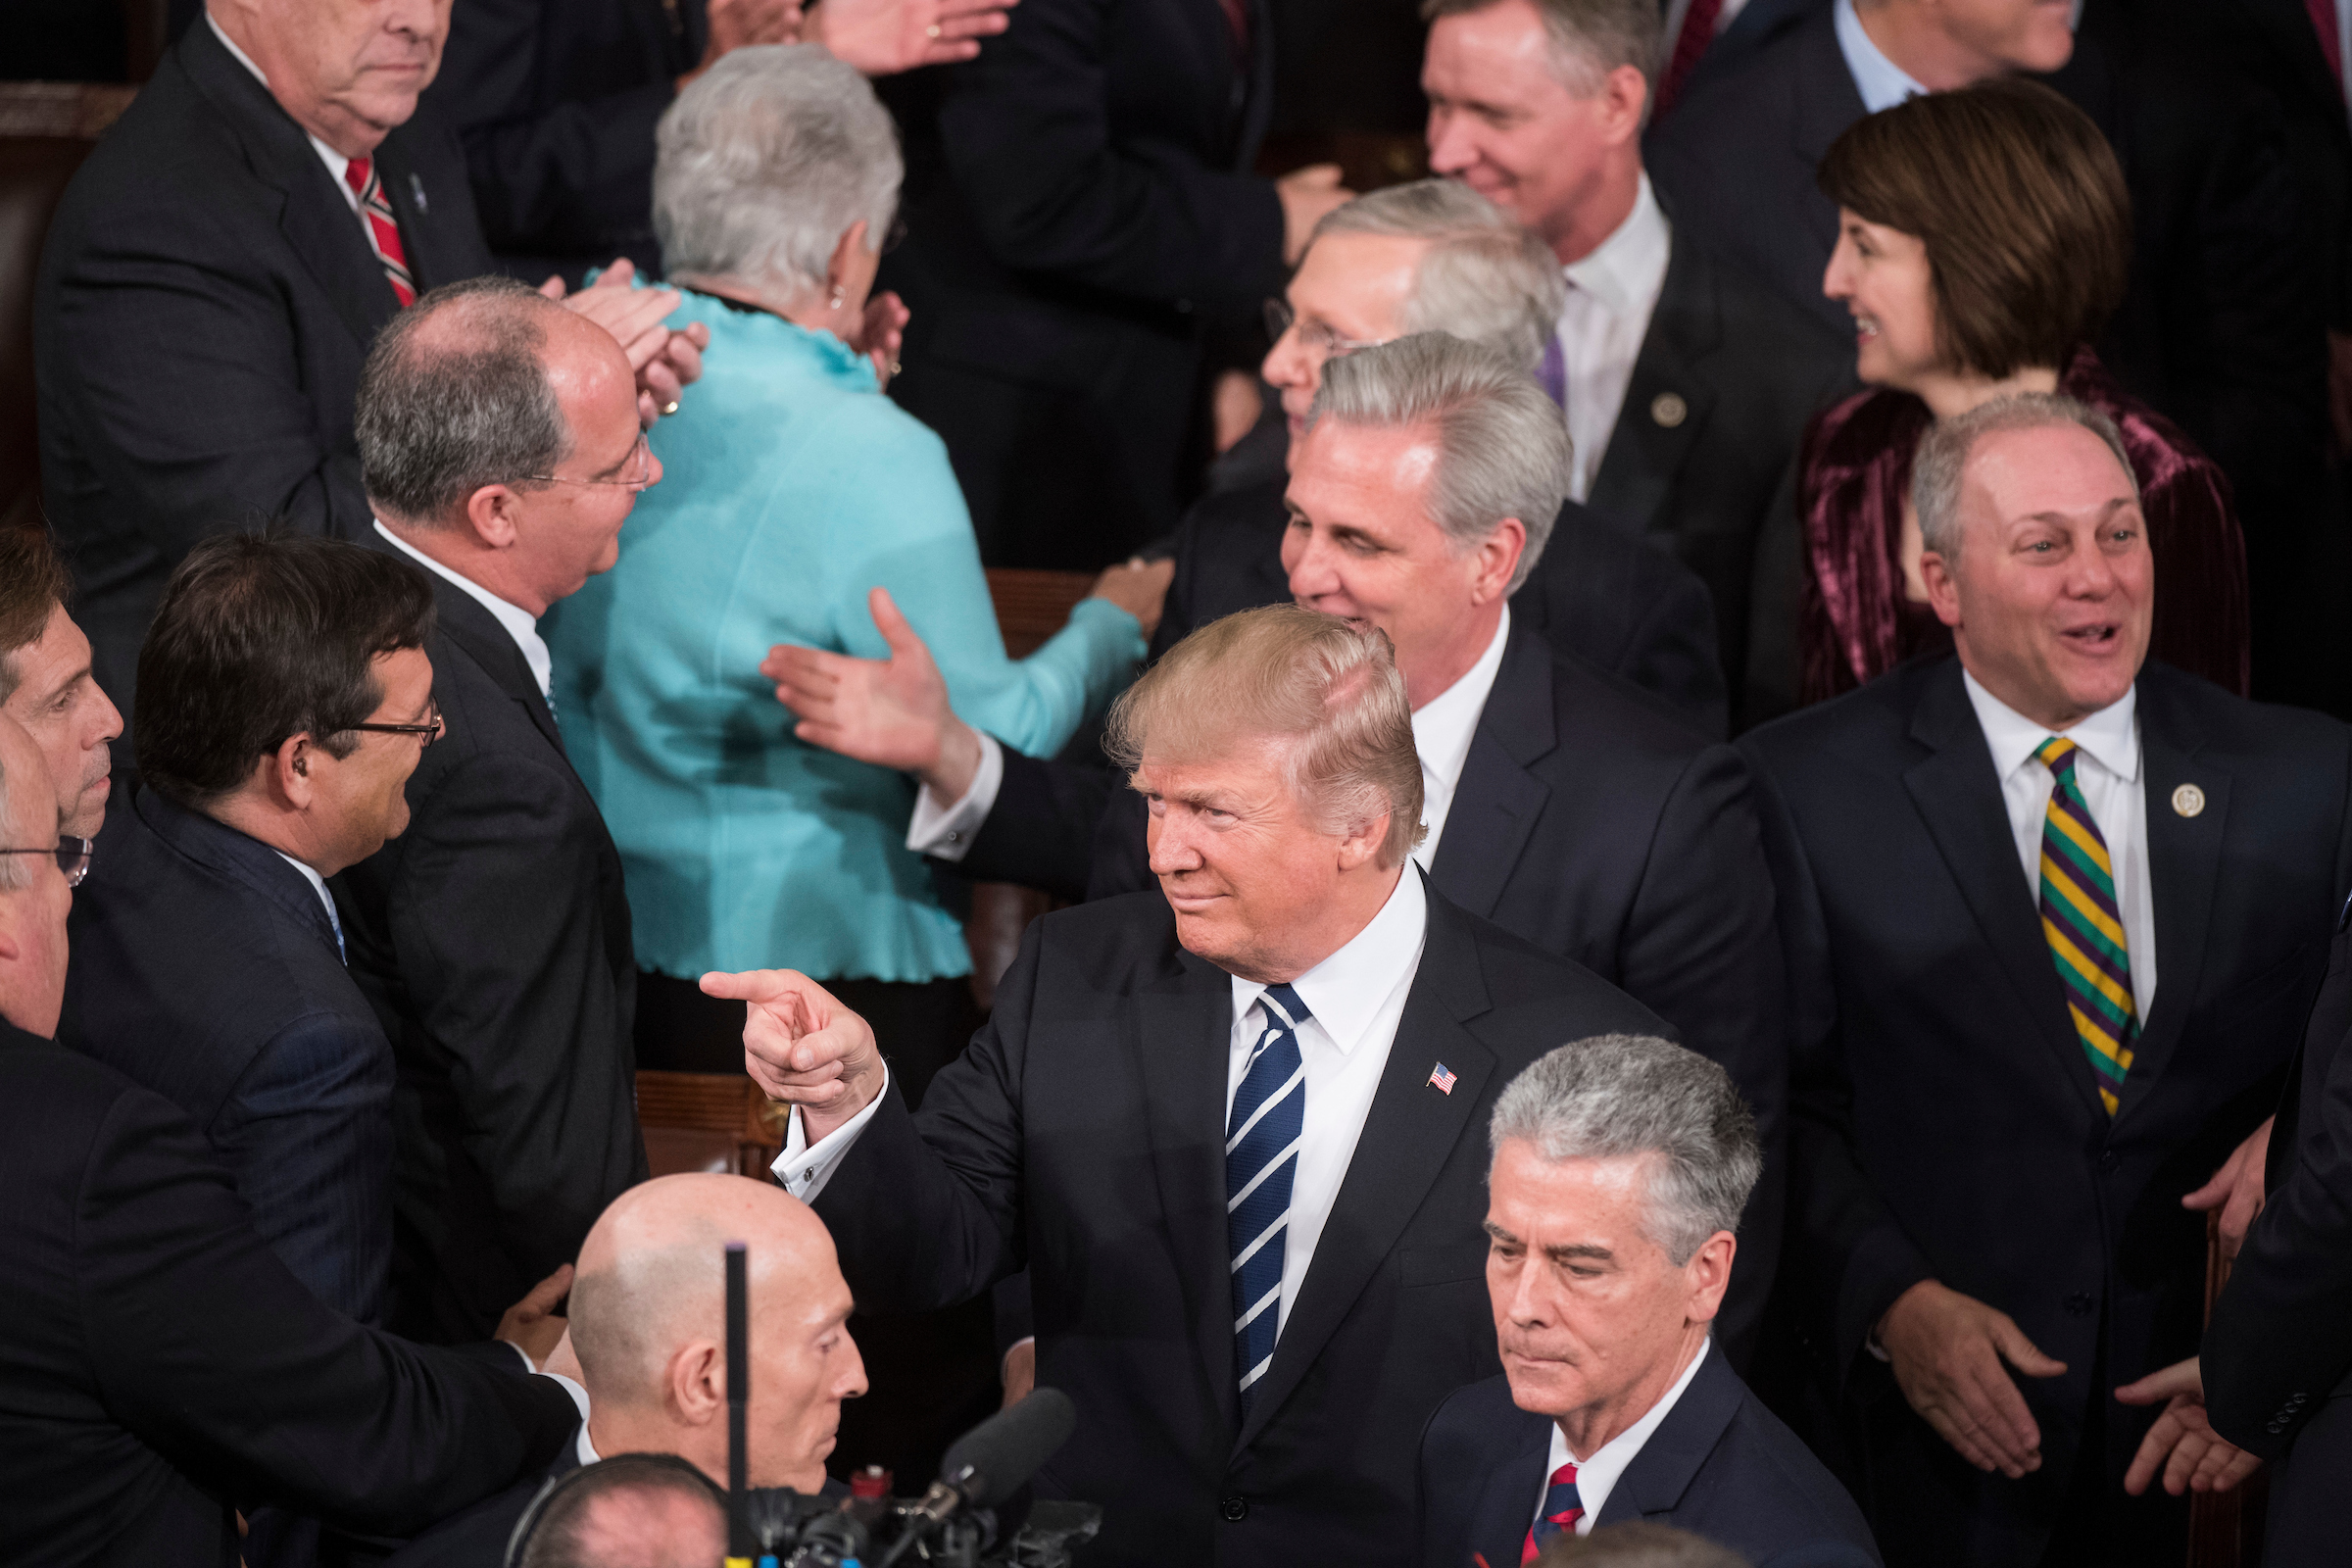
[1227, 983, 1309, 1411]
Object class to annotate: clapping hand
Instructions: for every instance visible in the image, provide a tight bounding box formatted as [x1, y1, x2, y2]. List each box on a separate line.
[542, 260, 710, 426]
[1877, 1279, 2067, 1478]
[2118, 1357, 2261, 1496]
[808, 0, 1018, 75]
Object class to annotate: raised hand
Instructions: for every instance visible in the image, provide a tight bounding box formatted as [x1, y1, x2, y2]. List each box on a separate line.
[546, 260, 706, 425]
[701, 967, 885, 1143]
[2182, 1114, 2272, 1261]
[494, 1261, 575, 1369]
[849, 290, 910, 389]
[761, 586, 986, 800]
[2118, 1357, 2262, 1497]
[1878, 1279, 2067, 1478]
[807, 0, 1018, 76]
[1088, 557, 1175, 642]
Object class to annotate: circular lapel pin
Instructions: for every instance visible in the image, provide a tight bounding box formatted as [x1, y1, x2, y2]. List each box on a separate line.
[1650, 391, 1688, 428]
[2172, 783, 2206, 818]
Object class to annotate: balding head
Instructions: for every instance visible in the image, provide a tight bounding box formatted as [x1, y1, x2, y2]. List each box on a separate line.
[569, 1175, 863, 1492]
[514, 1454, 727, 1568]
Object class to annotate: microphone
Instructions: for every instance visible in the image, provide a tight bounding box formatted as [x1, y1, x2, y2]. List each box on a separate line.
[877, 1389, 1077, 1565]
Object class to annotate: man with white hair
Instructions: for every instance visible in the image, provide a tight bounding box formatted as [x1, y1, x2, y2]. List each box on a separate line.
[709, 602, 1666, 1568]
[386, 1174, 866, 1565]
[1418, 1036, 1878, 1568]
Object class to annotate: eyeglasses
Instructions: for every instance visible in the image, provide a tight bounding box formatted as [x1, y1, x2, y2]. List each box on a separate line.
[349, 701, 445, 749]
[0, 836, 95, 888]
[1263, 299, 1387, 359]
[522, 432, 655, 492]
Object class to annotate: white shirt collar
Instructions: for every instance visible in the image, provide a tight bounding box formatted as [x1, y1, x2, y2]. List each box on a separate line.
[1229, 865, 1430, 1056]
[576, 1421, 601, 1468]
[1412, 606, 1510, 800]
[269, 849, 343, 937]
[206, 12, 360, 203]
[1545, 1338, 1711, 1531]
[1833, 0, 1928, 114]
[375, 519, 556, 702]
[1562, 176, 1671, 322]
[1962, 667, 2140, 786]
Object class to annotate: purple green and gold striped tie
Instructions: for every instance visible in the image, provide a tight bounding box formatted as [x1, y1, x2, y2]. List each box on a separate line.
[2035, 736, 2136, 1115]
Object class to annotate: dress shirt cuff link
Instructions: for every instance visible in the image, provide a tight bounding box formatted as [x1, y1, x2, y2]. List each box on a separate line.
[770, 1062, 892, 1201]
[906, 731, 1004, 862]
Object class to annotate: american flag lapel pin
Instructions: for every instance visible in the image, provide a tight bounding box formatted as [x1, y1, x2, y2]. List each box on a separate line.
[1427, 1061, 1457, 1096]
[410, 172, 428, 215]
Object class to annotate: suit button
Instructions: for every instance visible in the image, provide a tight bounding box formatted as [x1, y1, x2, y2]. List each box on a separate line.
[2065, 1292, 2095, 1316]
[2270, 1418, 2289, 1433]
[1220, 1495, 1249, 1522]
[2098, 1150, 2120, 1174]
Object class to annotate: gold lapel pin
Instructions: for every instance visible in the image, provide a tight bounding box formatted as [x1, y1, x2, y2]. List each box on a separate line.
[1650, 391, 1688, 428]
[2172, 783, 2206, 818]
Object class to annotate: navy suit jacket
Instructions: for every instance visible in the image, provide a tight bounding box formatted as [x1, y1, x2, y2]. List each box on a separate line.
[63, 784, 395, 1322]
[1416, 1354, 1879, 1568]
[34, 19, 493, 738]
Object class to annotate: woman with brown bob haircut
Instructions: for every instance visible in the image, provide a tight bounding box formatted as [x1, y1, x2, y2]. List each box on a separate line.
[1797, 79, 2249, 704]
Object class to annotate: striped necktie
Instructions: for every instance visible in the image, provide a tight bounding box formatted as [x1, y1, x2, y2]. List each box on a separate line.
[2034, 736, 2137, 1115]
[1227, 982, 1309, 1413]
[343, 156, 416, 307]
[1520, 1460, 1583, 1562]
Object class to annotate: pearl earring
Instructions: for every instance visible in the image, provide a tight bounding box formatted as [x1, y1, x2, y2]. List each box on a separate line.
[829, 286, 846, 311]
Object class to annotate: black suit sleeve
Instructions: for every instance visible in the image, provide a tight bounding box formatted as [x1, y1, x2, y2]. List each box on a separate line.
[1616, 746, 1786, 1360]
[1743, 754, 1934, 1374]
[951, 747, 1118, 899]
[80, 1083, 577, 1530]
[932, 0, 1286, 303]
[380, 751, 647, 1296]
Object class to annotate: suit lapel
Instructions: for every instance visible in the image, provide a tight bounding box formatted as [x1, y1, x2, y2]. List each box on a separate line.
[2120, 671, 2229, 1120]
[1900, 662, 2105, 1119]
[1235, 888, 1498, 1452]
[1135, 947, 1248, 1433]
[430, 577, 567, 757]
[372, 130, 453, 293]
[1430, 621, 1556, 920]
[1593, 1345, 1741, 1526]
[1588, 236, 1717, 537]
[1469, 1415, 1552, 1568]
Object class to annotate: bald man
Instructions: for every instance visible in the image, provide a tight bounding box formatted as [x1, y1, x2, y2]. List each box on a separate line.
[387, 1174, 866, 1566]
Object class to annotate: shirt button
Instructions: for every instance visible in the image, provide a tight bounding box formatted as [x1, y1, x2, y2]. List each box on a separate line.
[1219, 1495, 1249, 1522]
[2065, 1292, 2095, 1316]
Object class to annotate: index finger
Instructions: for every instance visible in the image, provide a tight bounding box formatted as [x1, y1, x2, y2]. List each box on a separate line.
[1962, 1350, 2043, 1468]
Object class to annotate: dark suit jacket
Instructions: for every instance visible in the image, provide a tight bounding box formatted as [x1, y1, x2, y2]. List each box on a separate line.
[811, 882, 1665, 1568]
[1416, 1354, 1879, 1568]
[1582, 221, 1850, 730]
[380, 1430, 584, 1567]
[0, 1021, 578, 1568]
[1152, 473, 1729, 735]
[2204, 893, 2352, 1563]
[33, 20, 492, 731]
[422, 0, 701, 283]
[1740, 657, 2352, 1564]
[60, 785, 395, 1324]
[878, 0, 1285, 567]
[335, 568, 648, 1345]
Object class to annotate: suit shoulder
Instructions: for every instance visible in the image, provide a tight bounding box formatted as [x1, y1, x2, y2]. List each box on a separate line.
[1738, 663, 1922, 776]
[1544, 651, 1723, 762]
[1699, 244, 1849, 367]
[1446, 896, 1669, 1036]
[1716, 1388, 1878, 1549]
[1030, 890, 1179, 973]
[2144, 663, 2352, 762]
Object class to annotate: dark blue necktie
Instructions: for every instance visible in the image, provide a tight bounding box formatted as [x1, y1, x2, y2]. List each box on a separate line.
[1227, 983, 1309, 1412]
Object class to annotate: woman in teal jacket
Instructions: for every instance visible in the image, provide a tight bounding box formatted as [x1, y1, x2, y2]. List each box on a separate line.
[547, 45, 1146, 1079]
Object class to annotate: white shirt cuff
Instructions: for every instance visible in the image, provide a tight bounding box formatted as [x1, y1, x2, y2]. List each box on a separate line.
[770, 1061, 892, 1202]
[906, 732, 1004, 862]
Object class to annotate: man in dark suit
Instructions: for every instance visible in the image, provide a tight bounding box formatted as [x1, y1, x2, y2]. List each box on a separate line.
[1418, 1036, 1877, 1568]
[388, 1173, 866, 1566]
[1739, 393, 2352, 1565]
[774, 335, 1788, 1366]
[0, 709, 584, 1568]
[716, 601, 1667, 1568]
[877, 0, 1356, 567]
[0, 529, 122, 840]
[1422, 0, 1851, 727]
[64, 534, 438, 1327]
[337, 276, 652, 1345]
[33, 0, 701, 735]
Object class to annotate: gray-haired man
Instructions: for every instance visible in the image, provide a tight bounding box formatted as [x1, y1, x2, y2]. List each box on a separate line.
[1418, 1036, 1879, 1568]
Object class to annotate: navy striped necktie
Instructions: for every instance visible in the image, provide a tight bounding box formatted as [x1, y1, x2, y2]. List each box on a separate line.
[1227, 982, 1309, 1411]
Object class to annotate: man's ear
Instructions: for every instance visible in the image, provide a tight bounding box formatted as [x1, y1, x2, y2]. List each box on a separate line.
[465, 484, 524, 549]
[1921, 550, 1964, 630]
[1471, 517, 1528, 607]
[267, 734, 318, 811]
[1602, 64, 1650, 143]
[1683, 1231, 1738, 1325]
[665, 1339, 725, 1427]
[1335, 809, 1394, 873]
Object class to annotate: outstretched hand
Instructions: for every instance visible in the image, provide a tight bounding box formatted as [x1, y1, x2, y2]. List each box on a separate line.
[808, 0, 1017, 75]
[1878, 1279, 2067, 1478]
[703, 967, 886, 1143]
[2118, 1357, 2261, 1497]
[2182, 1115, 2272, 1261]
[762, 587, 985, 800]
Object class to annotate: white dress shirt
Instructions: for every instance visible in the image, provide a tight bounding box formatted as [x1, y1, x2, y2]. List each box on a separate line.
[911, 610, 1512, 873]
[1555, 179, 1673, 505]
[207, 15, 367, 220]
[1833, 0, 1928, 114]
[776, 868, 1430, 1349]
[1538, 1339, 1711, 1538]
[1962, 670, 2157, 1021]
[375, 520, 557, 705]
[270, 850, 346, 958]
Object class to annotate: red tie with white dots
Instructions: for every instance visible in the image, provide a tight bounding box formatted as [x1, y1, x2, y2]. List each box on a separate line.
[1521, 1460, 1583, 1562]
[343, 156, 416, 307]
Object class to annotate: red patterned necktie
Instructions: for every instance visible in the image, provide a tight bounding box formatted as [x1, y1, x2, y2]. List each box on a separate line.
[1654, 0, 1724, 119]
[343, 156, 416, 307]
[1520, 1460, 1583, 1563]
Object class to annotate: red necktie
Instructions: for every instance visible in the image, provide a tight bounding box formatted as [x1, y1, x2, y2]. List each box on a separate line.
[1654, 0, 1724, 119]
[1520, 1460, 1584, 1563]
[343, 156, 416, 308]
[2310, 0, 2344, 87]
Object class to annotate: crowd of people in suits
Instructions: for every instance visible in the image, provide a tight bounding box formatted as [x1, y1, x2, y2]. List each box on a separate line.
[6, 0, 2352, 1565]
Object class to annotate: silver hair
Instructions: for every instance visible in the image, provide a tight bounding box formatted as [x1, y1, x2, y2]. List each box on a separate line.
[655, 45, 903, 303]
[1312, 180, 1566, 373]
[1420, 0, 1662, 101]
[1308, 333, 1569, 592]
[1488, 1035, 1762, 1266]
[1912, 391, 2139, 561]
